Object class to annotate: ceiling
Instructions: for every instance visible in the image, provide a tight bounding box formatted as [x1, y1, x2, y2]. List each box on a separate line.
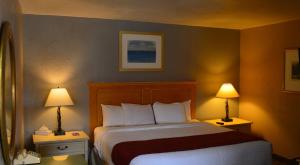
[19, 0, 300, 29]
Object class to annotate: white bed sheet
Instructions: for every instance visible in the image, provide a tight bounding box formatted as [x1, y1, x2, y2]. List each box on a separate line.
[94, 122, 271, 165]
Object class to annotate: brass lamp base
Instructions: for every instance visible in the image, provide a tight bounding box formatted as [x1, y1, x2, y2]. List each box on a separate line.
[54, 106, 65, 136]
[222, 98, 233, 122]
[222, 117, 233, 122]
[54, 129, 65, 136]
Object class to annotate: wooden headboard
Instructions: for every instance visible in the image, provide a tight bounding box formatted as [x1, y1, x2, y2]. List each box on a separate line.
[89, 81, 197, 136]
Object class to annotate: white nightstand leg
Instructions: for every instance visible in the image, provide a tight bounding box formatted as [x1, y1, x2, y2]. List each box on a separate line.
[84, 140, 88, 160]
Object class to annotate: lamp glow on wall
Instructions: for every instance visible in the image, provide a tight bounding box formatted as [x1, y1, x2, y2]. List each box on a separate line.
[45, 87, 74, 136]
[216, 83, 239, 122]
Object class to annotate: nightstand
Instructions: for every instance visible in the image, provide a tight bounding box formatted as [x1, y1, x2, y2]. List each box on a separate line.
[33, 131, 89, 160]
[203, 117, 252, 133]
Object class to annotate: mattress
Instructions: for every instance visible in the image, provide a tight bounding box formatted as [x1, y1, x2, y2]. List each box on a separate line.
[94, 122, 272, 165]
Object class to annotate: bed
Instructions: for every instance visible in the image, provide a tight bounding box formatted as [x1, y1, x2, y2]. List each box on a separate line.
[89, 82, 272, 165]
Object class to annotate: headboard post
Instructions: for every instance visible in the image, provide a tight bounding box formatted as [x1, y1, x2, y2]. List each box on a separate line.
[89, 84, 99, 139]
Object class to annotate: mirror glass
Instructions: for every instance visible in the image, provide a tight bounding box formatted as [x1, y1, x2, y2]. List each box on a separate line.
[0, 22, 16, 165]
[5, 40, 12, 146]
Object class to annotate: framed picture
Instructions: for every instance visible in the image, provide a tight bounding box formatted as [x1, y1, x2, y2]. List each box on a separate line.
[284, 48, 300, 92]
[119, 31, 164, 71]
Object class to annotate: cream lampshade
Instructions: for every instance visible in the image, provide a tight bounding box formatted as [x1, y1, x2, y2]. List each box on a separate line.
[216, 83, 239, 122]
[45, 88, 74, 107]
[45, 87, 74, 136]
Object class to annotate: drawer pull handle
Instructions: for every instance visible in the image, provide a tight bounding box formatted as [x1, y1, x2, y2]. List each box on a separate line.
[57, 146, 68, 150]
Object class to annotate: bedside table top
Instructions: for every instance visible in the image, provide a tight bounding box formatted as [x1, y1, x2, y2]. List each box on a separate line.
[203, 117, 252, 127]
[33, 131, 89, 144]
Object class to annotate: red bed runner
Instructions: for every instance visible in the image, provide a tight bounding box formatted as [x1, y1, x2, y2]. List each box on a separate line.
[111, 131, 263, 165]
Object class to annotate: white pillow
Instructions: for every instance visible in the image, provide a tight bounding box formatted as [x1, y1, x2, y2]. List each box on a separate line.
[153, 102, 187, 124]
[183, 100, 192, 121]
[121, 103, 155, 125]
[121, 103, 155, 126]
[101, 104, 124, 127]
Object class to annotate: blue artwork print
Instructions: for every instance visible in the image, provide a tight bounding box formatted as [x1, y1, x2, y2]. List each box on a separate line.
[127, 40, 156, 63]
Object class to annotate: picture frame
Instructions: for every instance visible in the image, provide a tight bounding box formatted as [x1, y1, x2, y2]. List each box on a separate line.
[284, 48, 300, 92]
[119, 31, 164, 71]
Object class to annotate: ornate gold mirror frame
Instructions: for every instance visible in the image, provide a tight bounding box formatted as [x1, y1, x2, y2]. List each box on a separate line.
[0, 21, 17, 165]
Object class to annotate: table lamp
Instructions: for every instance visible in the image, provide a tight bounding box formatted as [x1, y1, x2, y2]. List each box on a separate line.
[216, 83, 239, 122]
[45, 87, 74, 136]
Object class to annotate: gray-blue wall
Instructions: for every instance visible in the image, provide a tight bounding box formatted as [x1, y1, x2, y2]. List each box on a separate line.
[0, 0, 23, 162]
[23, 15, 240, 147]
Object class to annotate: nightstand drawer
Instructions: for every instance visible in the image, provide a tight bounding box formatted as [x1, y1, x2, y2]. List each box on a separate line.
[38, 141, 84, 156]
[225, 124, 251, 133]
[33, 131, 89, 160]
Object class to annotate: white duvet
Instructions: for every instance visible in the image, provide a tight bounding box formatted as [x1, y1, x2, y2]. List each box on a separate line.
[94, 122, 272, 165]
